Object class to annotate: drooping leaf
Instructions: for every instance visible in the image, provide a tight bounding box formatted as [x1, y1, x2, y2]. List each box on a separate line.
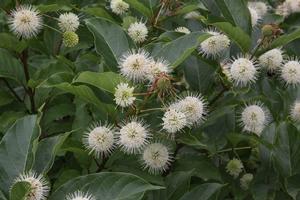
[124, 0, 152, 17]
[74, 71, 126, 94]
[49, 172, 163, 200]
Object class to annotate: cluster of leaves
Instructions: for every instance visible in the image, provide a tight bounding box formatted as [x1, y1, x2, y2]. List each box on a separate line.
[1, 0, 300, 199]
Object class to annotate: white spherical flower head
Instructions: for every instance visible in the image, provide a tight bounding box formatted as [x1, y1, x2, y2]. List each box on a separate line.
[175, 95, 207, 125]
[226, 158, 244, 178]
[286, 0, 300, 13]
[240, 173, 254, 190]
[118, 120, 150, 154]
[241, 104, 270, 135]
[147, 59, 171, 82]
[114, 82, 136, 107]
[248, 2, 268, 16]
[199, 31, 230, 58]
[110, 0, 129, 15]
[142, 143, 172, 174]
[128, 21, 148, 43]
[162, 109, 187, 134]
[9, 5, 43, 39]
[83, 125, 115, 157]
[249, 7, 260, 27]
[258, 48, 283, 71]
[14, 171, 49, 200]
[229, 56, 258, 86]
[58, 12, 80, 32]
[276, 2, 290, 17]
[174, 27, 191, 34]
[291, 101, 300, 122]
[281, 60, 300, 86]
[65, 191, 95, 200]
[119, 50, 150, 82]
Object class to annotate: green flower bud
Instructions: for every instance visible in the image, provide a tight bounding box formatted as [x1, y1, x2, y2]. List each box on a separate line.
[63, 31, 79, 47]
[226, 158, 244, 178]
[240, 173, 253, 190]
[262, 25, 273, 37]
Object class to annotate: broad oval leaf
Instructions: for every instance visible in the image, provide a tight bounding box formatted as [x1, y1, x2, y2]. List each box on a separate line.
[0, 115, 39, 195]
[85, 18, 135, 70]
[179, 183, 223, 200]
[124, 0, 152, 17]
[152, 32, 209, 68]
[49, 172, 163, 200]
[74, 71, 126, 93]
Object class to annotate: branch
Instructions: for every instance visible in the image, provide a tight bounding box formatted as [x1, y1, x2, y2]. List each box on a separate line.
[20, 49, 36, 113]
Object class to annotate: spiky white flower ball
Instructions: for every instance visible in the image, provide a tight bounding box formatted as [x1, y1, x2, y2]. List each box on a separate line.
[258, 48, 283, 71]
[114, 83, 136, 107]
[58, 12, 79, 32]
[275, 2, 290, 17]
[240, 173, 253, 190]
[291, 101, 300, 122]
[199, 31, 230, 58]
[226, 158, 244, 178]
[83, 124, 115, 157]
[110, 0, 129, 15]
[14, 171, 49, 200]
[119, 50, 151, 82]
[174, 27, 191, 34]
[173, 94, 207, 125]
[128, 21, 148, 43]
[8, 5, 43, 39]
[249, 7, 260, 27]
[229, 56, 258, 86]
[162, 109, 187, 134]
[146, 59, 171, 82]
[118, 119, 150, 154]
[142, 143, 172, 174]
[184, 11, 200, 19]
[240, 104, 270, 135]
[281, 60, 300, 86]
[248, 2, 268, 16]
[286, 0, 300, 13]
[65, 191, 95, 200]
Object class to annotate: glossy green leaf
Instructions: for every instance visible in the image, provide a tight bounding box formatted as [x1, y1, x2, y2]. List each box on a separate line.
[179, 183, 223, 200]
[153, 32, 209, 68]
[212, 22, 252, 52]
[85, 18, 135, 70]
[0, 115, 39, 195]
[49, 172, 163, 200]
[124, 0, 152, 17]
[214, 0, 251, 34]
[9, 181, 31, 200]
[82, 7, 115, 21]
[74, 71, 126, 93]
[0, 33, 27, 53]
[0, 49, 25, 85]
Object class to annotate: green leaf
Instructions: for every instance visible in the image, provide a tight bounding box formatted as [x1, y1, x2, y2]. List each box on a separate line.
[82, 7, 115, 21]
[85, 18, 135, 70]
[179, 183, 223, 200]
[0, 115, 39, 195]
[52, 83, 115, 114]
[0, 33, 27, 53]
[212, 22, 252, 52]
[0, 49, 25, 85]
[214, 0, 251, 34]
[37, 4, 71, 13]
[257, 28, 300, 55]
[0, 90, 13, 107]
[165, 171, 193, 200]
[49, 172, 163, 200]
[32, 131, 71, 174]
[9, 181, 31, 200]
[124, 0, 152, 17]
[153, 32, 209, 68]
[74, 71, 126, 93]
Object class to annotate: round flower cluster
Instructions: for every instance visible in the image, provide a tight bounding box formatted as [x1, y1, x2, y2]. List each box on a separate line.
[128, 21, 148, 43]
[65, 191, 95, 200]
[114, 82, 136, 107]
[58, 12, 80, 47]
[226, 158, 244, 178]
[110, 0, 129, 15]
[276, 0, 300, 17]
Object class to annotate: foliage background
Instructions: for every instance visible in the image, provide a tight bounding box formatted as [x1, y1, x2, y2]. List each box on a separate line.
[0, 0, 300, 199]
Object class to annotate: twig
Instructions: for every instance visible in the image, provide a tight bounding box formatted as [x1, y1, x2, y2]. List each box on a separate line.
[1, 78, 23, 102]
[96, 156, 109, 172]
[20, 49, 36, 113]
